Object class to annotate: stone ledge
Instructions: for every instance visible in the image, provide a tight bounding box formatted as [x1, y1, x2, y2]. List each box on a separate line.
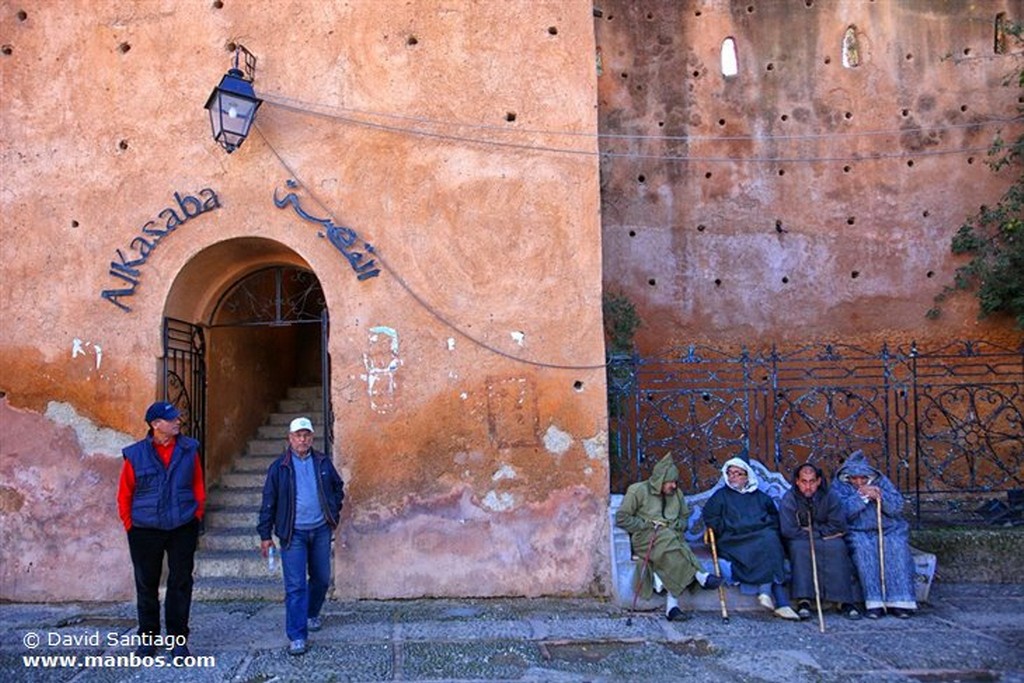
[911, 527, 1024, 584]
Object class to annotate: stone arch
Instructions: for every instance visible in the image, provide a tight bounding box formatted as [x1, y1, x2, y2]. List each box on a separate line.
[163, 237, 328, 484]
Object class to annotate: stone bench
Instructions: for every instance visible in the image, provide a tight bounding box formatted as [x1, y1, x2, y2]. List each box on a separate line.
[608, 460, 937, 611]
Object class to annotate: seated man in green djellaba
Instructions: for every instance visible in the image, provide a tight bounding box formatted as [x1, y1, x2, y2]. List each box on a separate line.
[615, 454, 722, 621]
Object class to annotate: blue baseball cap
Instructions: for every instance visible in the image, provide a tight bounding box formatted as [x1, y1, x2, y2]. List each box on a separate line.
[145, 401, 181, 424]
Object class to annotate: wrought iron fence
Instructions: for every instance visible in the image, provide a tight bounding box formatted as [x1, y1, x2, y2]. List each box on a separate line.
[607, 340, 1024, 526]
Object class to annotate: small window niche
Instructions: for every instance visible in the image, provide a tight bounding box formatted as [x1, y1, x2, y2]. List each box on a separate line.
[842, 25, 860, 68]
[721, 37, 738, 77]
[995, 12, 1008, 55]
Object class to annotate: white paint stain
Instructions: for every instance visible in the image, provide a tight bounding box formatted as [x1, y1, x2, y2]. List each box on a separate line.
[482, 490, 515, 512]
[460, 392, 468, 400]
[363, 326, 402, 414]
[543, 424, 573, 455]
[44, 401, 132, 456]
[510, 331, 525, 346]
[583, 432, 608, 460]
[447, 337, 456, 351]
[72, 339, 103, 370]
[492, 464, 517, 481]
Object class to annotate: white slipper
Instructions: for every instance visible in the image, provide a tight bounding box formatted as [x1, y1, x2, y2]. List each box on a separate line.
[774, 606, 802, 621]
[757, 593, 775, 611]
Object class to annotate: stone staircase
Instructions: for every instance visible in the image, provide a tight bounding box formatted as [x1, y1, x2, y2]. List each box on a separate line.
[193, 386, 324, 600]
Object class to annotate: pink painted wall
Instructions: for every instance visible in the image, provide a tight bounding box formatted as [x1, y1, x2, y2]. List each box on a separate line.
[0, 1, 608, 601]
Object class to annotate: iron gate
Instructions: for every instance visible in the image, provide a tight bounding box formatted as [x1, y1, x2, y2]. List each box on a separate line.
[608, 340, 1024, 525]
[162, 317, 207, 470]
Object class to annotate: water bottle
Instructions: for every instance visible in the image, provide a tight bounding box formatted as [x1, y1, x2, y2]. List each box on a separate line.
[267, 546, 276, 573]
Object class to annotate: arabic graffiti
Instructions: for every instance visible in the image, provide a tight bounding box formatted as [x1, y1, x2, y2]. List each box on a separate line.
[273, 180, 381, 281]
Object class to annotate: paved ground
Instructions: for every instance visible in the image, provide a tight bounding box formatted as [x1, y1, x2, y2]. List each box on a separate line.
[2, 582, 1022, 682]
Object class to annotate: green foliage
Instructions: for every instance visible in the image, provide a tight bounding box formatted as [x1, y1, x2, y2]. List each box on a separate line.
[931, 25, 1024, 329]
[602, 291, 642, 353]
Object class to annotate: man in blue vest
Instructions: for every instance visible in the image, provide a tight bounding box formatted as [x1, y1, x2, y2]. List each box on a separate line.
[258, 417, 345, 656]
[117, 401, 205, 658]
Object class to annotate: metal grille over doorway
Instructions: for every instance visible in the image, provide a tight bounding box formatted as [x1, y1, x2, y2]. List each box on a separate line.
[161, 318, 207, 469]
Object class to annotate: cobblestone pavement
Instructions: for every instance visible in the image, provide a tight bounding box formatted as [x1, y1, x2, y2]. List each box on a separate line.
[2, 582, 1022, 682]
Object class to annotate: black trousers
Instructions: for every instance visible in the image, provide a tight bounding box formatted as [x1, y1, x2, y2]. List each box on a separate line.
[126, 519, 199, 638]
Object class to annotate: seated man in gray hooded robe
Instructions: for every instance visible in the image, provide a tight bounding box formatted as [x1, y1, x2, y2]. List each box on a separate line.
[832, 450, 918, 619]
[702, 456, 802, 621]
[615, 454, 722, 621]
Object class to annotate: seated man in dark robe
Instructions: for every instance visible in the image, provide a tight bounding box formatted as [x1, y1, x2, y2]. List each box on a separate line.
[779, 462, 863, 620]
[833, 450, 918, 619]
[702, 457, 802, 621]
[615, 454, 722, 621]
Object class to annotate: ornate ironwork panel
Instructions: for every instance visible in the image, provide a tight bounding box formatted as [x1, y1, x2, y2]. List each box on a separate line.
[608, 340, 1024, 525]
[209, 266, 325, 327]
[162, 317, 206, 470]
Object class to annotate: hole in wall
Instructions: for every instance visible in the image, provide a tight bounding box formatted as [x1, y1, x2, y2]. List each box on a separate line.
[17, 10, 28, 20]
[923, 210, 930, 218]
[648, 278, 657, 286]
[746, 5, 755, 13]
[407, 35, 418, 46]
[905, 53, 913, 60]
[118, 42, 131, 53]
[212, 0, 223, 8]
[963, 47, 971, 56]
[573, 380, 584, 392]
[548, 26, 558, 35]
[824, 56, 831, 65]
[907, 159, 914, 167]
[637, 174, 646, 184]
[901, 108, 910, 117]
[71, 220, 80, 228]
[847, 216, 856, 225]
[505, 112, 516, 122]
[926, 270, 935, 278]
[705, 171, 713, 179]
[781, 276, 790, 284]
[119, 139, 129, 150]
[1, 45, 12, 55]
[620, 72, 628, 79]
[714, 278, 722, 287]
[960, 104, 968, 112]
[844, 111, 853, 120]
[851, 271, 860, 279]
[718, 118, 726, 126]
[780, 114, 789, 121]
[658, 121, 665, 127]
[226, 41, 236, 52]
[697, 224, 706, 232]
[628, 230, 636, 237]
[843, 165, 852, 173]
[766, 63, 774, 71]
[778, 169, 785, 176]
[967, 156, 975, 164]
[692, 69, 700, 78]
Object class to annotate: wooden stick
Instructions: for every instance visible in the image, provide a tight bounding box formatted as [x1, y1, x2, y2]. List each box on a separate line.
[704, 526, 729, 623]
[807, 515, 825, 633]
[876, 497, 887, 605]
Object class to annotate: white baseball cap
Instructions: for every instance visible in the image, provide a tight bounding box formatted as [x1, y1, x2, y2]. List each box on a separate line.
[289, 417, 314, 433]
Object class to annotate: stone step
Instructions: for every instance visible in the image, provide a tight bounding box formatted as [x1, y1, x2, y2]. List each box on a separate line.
[229, 454, 277, 473]
[204, 506, 259, 529]
[192, 576, 282, 601]
[267, 410, 324, 426]
[200, 528, 262, 551]
[277, 398, 320, 413]
[208, 486, 263, 507]
[247, 438, 324, 455]
[196, 549, 278, 579]
[219, 471, 267, 488]
[257, 423, 327, 440]
[286, 386, 323, 401]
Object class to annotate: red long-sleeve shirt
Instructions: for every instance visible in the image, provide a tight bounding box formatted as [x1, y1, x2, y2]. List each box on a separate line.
[117, 439, 206, 531]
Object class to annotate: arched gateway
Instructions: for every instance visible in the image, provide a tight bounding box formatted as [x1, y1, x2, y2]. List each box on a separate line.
[161, 238, 331, 487]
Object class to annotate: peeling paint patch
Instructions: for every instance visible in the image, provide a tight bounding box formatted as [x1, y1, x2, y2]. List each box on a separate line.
[543, 424, 573, 455]
[510, 331, 525, 346]
[583, 431, 608, 460]
[44, 401, 131, 456]
[481, 490, 515, 511]
[362, 326, 402, 414]
[492, 464, 517, 481]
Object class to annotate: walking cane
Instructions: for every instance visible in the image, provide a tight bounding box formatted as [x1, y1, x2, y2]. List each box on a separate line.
[626, 526, 659, 626]
[806, 515, 825, 633]
[876, 497, 887, 605]
[704, 526, 729, 624]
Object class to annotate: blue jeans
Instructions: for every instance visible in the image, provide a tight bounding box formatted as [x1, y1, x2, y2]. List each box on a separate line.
[281, 524, 331, 641]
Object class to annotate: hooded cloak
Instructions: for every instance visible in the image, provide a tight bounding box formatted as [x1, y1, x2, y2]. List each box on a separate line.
[615, 454, 704, 598]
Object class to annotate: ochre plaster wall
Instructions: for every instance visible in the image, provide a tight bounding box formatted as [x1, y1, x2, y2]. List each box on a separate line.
[0, 1, 607, 600]
[597, 0, 1024, 353]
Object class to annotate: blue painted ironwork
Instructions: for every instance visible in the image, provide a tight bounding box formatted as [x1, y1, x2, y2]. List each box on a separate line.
[608, 341, 1024, 525]
[162, 318, 206, 473]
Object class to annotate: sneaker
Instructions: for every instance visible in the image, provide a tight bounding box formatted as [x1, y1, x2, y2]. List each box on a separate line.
[865, 608, 885, 620]
[700, 573, 723, 590]
[289, 639, 307, 656]
[307, 616, 322, 632]
[757, 593, 776, 611]
[134, 644, 157, 658]
[889, 608, 913, 619]
[796, 601, 812, 620]
[774, 606, 802, 621]
[666, 606, 690, 622]
[170, 643, 190, 659]
[841, 604, 861, 620]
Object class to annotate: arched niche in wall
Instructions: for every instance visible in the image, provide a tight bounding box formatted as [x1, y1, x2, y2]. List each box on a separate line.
[721, 37, 739, 77]
[842, 25, 861, 68]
